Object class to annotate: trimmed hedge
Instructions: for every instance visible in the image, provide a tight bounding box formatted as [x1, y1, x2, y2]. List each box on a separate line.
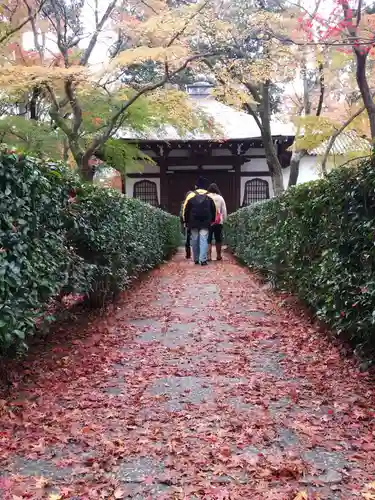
[226, 158, 375, 351]
[0, 153, 180, 355]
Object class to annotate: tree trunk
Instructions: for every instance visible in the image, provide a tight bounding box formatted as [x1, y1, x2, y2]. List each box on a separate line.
[259, 81, 284, 196]
[80, 155, 95, 182]
[63, 138, 69, 162]
[18, 92, 28, 118]
[263, 139, 284, 195]
[321, 104, 367, 176]
[30, 87, 41, 120]
[69, 142, 95, 182]
[288, 149, 307, 187]
[355, 51, 375, 140]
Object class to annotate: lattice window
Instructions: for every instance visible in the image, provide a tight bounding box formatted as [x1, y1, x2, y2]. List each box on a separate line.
[242, 179, 270, 206]
[133, 180, 159, 206]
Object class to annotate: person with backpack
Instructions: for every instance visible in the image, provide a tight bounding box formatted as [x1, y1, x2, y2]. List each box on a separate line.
[182, 177, 217, 266]
[207, 183, 227, 261]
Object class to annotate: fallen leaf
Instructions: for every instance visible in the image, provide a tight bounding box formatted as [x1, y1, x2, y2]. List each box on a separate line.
[113, 487, 126, 499]
[35, 476, 50, 488]
[143, 476, 155, 485]
[294, 492, 308, 500]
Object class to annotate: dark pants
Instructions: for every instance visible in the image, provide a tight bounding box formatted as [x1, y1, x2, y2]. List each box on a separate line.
[208, 224, 223, 244]
[185, 228, 191, 258]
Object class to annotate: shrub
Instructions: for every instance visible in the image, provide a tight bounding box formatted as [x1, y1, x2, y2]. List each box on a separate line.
[0, 152, 180, 355]
[0, 154, 78, 355]
[67, 186, 181, 307]
[226, 158, 375, 351]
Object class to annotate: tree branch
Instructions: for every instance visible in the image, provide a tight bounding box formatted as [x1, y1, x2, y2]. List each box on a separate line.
[79, 0, 118, 66]
[64, 79, 82, 135]
[167, 0, 209, 48]
[83, 52, 217, 161]
[140, 0, 159, 15]
[320, 104, 367, 176]
[356, 0, 363, 28]
[244, 102, 264, 133]
[23, 0, 45, 63]
[0, 0, 46, 45]
[315, 60, 325, 117]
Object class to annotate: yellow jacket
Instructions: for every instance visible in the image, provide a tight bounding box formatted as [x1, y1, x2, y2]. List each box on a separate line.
[181, 189, 218, 226]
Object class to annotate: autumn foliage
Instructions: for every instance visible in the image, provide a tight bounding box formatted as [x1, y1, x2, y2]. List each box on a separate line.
[0, 152, 180, 356]
[226, 156, 375, 353]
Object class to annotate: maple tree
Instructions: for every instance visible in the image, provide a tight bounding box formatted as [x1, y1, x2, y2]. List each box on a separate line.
[296, 0, 375, 142]
[0, 0, 46, 45]
[191, 0, 290, 195]
[0, 0, 216, 180]
[276, 0, 327, 186]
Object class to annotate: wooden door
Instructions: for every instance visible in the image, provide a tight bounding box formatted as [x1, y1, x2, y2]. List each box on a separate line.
[167, 171, 237, 216]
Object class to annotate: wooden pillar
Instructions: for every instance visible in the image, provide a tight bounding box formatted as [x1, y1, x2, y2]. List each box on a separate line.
[159, 159, 168, 210]
[234, 158, 242, 211]
[121, 174, 126, 195]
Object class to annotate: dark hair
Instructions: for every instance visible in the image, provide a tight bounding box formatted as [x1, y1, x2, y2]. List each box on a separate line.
[195, 176, 210, 190]
[208, 183, 221, 195]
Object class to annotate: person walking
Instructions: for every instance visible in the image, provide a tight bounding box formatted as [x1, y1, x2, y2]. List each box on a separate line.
[180, 190, 192, 259]
[207, 183, 227, 261]
[182, 177, 217, 266]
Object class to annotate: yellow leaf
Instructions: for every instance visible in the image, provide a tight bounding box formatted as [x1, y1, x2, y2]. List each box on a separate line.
[110, 45, 188, 70]
[114, 487, 126, 499]
[35, 476, 49, 488]
[294, 492, 308, 500]
[48, 494, 62, 500]
[362, 481, 375, 499]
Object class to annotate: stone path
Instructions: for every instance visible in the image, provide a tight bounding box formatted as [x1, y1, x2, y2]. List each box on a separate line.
[1, 250, 375, 498]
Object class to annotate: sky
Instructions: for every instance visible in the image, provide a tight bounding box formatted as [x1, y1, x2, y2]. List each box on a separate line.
[21, 0, 339, 67]
[19, 0, 360, 102]
[22, 0, 118, 66]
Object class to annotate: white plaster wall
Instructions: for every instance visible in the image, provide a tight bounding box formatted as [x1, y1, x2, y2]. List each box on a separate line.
[245, 147, 266, 156]
[168, 150, 190, 157]
[282, 155, 321, 188]
[142, 161, 160, 174]
[240, 176, 273, 206]
[143, 150, 157, 158]
[241, 158, 269, 172]
[125, 177, 161, 204]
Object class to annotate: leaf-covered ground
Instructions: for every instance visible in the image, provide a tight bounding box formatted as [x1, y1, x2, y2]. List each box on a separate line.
[1, 250, 375, 499]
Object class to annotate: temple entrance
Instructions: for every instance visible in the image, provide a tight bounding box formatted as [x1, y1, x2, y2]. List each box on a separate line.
[167, 170, 237, 216]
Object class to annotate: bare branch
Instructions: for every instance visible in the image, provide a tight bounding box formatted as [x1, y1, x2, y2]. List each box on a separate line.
[356, 0, 363, 28]
[315, 60, 325, 117]
[64, 79, 82, 135]
[244, 102, 264, 133]
[320, 104, 367, 176]
[83, 52, 217, 161]
[80, 0, 118, 66]
[167, 0, 210, 48]
[23, 0, 45, 62]
[139, 0, 159, 15]
[0, 0, 47, 45]
[265, 27, 375, 47]
[94, 0, 99, 26]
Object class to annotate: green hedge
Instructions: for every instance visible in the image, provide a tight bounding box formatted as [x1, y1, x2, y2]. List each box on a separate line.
[0, 153, 180, 355]
[226, 158, 375, 351]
